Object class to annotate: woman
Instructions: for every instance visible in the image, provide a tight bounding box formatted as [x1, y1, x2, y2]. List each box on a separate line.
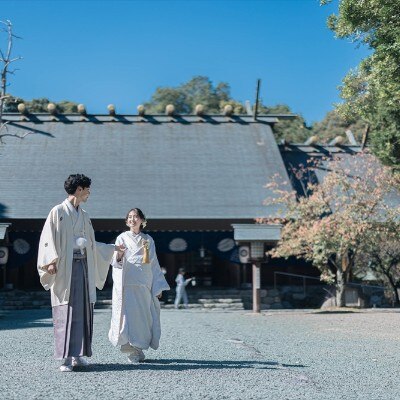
[109, 208, 170, 363]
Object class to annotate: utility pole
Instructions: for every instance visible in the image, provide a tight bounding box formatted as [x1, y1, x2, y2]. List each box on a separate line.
[253, 79, 261, 121]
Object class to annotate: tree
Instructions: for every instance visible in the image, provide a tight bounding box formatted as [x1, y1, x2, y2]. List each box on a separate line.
[322, 0, 400, 168]
[356, 225, 400, 306]
[263, 152, 400, 307]
[144, 76, 232, 114]
[144, 76, 312, 142]
[312, 110, 367, 144]
[4, 96, 78, 113]
[0, 20, 22, 143]
[262, 104, 311, 143]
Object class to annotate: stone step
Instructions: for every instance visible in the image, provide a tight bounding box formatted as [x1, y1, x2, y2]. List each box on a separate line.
[163, 304, 203, 309]
[198, 298, 243, 304]
[96, 299, 112, 305]
[192, 294, 243, 300]
[202, 302, 244, 309]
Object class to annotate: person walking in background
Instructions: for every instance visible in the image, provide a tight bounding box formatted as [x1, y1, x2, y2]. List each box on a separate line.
[174, 268, 193, 309]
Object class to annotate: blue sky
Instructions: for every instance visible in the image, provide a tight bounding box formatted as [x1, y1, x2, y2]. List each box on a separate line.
[1, 0, 369, 124]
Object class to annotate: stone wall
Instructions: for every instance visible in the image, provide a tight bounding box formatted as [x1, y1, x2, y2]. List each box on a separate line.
[241, 285, 393, 310]
[242, 285, 329, 310]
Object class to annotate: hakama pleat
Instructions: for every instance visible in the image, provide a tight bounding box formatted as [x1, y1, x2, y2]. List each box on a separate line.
[52, 254, 94, 360]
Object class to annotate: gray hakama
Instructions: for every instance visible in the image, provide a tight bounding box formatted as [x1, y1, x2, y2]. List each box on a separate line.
[52, 252, 93, 360]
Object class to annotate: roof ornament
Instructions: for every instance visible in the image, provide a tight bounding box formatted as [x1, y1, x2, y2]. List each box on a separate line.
[166, 104, 175, 116]
[17, 103, 28, 115]
[195, 104, 204, 116]
[77, 104, 87, 115]
[304, 135, 319, 146]
[107, 104, 116, 116]
[47, 103, 57, 115]
[223, 104, 233, 117]
[345, 129, 358, 146]
[329, 136, 345, 146]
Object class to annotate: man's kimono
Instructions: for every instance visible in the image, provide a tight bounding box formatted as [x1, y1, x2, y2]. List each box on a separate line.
[37, 199, 114, 359]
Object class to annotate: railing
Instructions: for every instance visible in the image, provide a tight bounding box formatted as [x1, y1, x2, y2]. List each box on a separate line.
[273, 272, 321, 296]
[273, 271, 386, 297]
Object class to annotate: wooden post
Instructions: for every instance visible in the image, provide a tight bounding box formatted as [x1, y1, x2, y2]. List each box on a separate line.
[252, 262, 261, 313]
[2, 264, 5, 289]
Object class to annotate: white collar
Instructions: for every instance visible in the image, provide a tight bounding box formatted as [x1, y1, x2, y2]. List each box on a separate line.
[127, 230, 142, 238]
[63, 199, 79, 214]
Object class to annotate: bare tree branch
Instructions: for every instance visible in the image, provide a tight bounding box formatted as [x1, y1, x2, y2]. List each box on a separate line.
[0, 20, 24, 145]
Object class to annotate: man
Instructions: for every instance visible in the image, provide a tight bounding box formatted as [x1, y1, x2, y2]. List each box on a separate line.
[37, 174, 125, 372]
[174, 268, 193, 309]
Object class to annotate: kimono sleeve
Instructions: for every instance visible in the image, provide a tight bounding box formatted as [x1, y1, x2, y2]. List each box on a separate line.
[149, 237, 170, 297]
[94, 240, 115, 290]
[37, 208, 59, 290]
[111, 235, 124, 270]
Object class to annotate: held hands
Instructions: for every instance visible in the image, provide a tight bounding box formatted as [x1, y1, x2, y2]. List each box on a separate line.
[47, 263, 57, 275]
[115, 244, 127, 261]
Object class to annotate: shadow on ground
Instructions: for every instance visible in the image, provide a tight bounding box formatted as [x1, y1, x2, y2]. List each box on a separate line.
[77, 359, 308, 372]
[311, 310, 358, 315]
[0, 309, 52, 331]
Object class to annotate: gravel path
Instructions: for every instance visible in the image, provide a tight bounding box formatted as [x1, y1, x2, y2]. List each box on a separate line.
[0, 307, 399, 399]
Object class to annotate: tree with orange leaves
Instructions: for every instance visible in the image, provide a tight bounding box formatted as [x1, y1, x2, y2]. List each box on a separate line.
[263, 152, 400, 307]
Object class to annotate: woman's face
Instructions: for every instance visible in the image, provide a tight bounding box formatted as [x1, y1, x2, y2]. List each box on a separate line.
[126, 210, 143, 229]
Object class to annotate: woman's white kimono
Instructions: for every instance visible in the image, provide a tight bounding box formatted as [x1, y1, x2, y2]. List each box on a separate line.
[108, 231, 170, 350]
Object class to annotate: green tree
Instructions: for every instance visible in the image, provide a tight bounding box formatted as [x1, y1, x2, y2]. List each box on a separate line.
[355, 226, 400, 306]
[144, 76, 311, 142]
[144, 76, 232, 114]
[262, 104, 310, 143]
[322, 0, 400, 168]
[4, 96, 78, 113]
[312, 110, 367, 144]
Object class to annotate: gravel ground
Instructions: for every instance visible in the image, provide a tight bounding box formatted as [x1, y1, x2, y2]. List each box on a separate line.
[0, 307, 399, 400]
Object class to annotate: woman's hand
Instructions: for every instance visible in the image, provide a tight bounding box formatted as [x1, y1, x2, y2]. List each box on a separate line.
[115, 244, 126, 253]
[115, 244, 126, 262]
[47, 263, 57, 275]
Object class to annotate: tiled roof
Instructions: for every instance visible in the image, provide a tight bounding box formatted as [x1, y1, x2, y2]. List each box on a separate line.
[0, 115, 289, 220]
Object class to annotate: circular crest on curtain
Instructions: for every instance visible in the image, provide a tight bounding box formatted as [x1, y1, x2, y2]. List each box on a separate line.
[13, 238, 31, 255]
[169, 238, 188, 252]
[217, 238, 235, 252]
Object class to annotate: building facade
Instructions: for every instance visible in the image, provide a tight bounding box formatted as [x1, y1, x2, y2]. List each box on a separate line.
[0, 111, 351, 290]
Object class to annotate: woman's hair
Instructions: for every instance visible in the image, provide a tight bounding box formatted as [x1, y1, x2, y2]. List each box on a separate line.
[64, 174, 91, 195]
[125, 208, 147, 229]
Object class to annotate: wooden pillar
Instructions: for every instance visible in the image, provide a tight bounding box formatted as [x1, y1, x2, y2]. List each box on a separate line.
[252, 262, 261, 313]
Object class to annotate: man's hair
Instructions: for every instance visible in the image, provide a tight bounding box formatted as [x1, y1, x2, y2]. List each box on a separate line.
[64, 174, 91, 195]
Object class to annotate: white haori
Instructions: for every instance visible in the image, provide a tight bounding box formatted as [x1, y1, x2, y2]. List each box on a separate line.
[108, 231, 170, 350]
[37, 199, 115, 307]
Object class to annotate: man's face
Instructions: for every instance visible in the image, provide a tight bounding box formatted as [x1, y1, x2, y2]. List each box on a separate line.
[76, 186, 91, 203]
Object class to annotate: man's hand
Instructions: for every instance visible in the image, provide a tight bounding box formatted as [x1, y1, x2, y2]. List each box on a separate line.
[157, 293, 162, 299]
[115, 244, 126, 262]
[47, 263, 57, 275]
[115, 244, 126, 254]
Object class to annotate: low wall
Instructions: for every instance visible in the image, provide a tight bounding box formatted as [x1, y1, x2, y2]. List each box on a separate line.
[240, 285, 392, 310]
